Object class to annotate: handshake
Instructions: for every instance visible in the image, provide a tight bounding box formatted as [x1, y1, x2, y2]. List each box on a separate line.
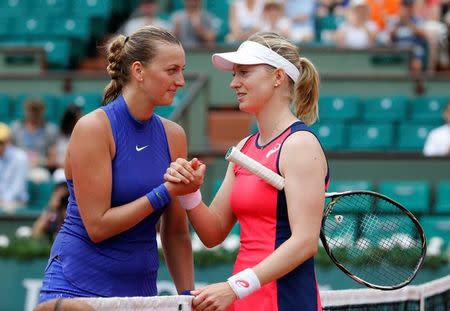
[163, 158, 207, 210]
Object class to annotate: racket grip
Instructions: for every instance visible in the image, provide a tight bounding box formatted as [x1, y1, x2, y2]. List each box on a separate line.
[225, 147, 285, 190]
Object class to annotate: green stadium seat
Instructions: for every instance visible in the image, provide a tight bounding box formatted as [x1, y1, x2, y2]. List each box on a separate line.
[348, 123, 394, 150]
[27, 180, 54, 211]
[328, 180, 374, 192]
[379, 180, 430, 214]
[29, 39, 71, 68]
[0, 94, 10, 123]
[60, 93, 102, 118]
[420, 216, 450, 247]
[0, 0, 28, 18]
[362, 96, 408, 122]
[31, 0, 70, 18]
[319, 96, 360, 121]
[361, 215, 414, 246]
[316, 15, 345, 43]
[434, 181, 450, 213]
[311, 122, 346, 150]
[72, 0, 112, 18]
[155, 106, 175, 119]
[398, 123, 435, 150]
[206, 1, 229, 43]
[326, 180, 373, 212]
[410, 96, 449, 123]
[0, 18, 11, 38]
[49, 18, 90, 42]
[14, 17, 48, 38]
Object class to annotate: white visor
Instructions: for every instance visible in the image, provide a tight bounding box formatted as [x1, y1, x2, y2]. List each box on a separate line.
[212, 41, 300, 82]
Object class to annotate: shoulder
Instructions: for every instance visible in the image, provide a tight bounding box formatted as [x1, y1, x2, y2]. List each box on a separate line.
[160, 116, 186, 140]
[72, 109, 110, 141]
[236, 134, 254, 150]
[282, 130, 325, 165]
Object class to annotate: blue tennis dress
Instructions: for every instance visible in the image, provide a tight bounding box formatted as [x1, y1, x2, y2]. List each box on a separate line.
[38, 95, 171, 302]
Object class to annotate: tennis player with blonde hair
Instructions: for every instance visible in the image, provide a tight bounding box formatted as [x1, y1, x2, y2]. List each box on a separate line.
[166, 32, 329, 311]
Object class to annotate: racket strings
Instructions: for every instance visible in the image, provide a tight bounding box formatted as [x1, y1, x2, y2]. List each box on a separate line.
[323, 193, 424, 287]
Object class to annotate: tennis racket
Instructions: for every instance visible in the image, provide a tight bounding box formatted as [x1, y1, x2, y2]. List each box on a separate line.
[225, 146, 426, 290]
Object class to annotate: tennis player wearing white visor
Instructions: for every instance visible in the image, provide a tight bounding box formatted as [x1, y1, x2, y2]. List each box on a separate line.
[165, 32, 328, 311]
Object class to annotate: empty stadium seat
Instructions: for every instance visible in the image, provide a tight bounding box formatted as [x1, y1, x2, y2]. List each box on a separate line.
[328, 180, 374, 192]
[49, 18, 90, 42]
[398, 123, 435, 150]
[420, 216, 450, 248]
[379, 180, 430, 214]
[410, 96, 449, 123]
[311, 122, 346, 150]
[27, 180, 54, 211]
[326, 180, 374, 213]
[60, 93, 102, 118]
[434, 181, 450, 213]
[348, 123, 394, 150]
[0, 94, 10, 123]
[319, 96, 360, 121]
[362, 96, 408, 122]
[14, 17, 48, 38]
[29, 38, 71, 68]
[361, 215, 414, 246]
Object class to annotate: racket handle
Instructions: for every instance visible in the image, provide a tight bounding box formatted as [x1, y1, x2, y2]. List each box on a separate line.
[225, 147, 285, 190]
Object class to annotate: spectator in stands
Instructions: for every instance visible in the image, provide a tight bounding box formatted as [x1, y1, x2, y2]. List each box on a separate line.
[258, 0, 292, 39]
[365, 0, 401, 32]
[335, 0, 379, 49]
[317, 0, 347, 17]
[119, 0, 171, 36]
[387, 0, 428, 76]
[423, 101, 450, 156]
[171, 0, 220, 47]
[10, 98, 58, 176]
[48, 104, 82, 169]
[32, 169, 69, 241]
[417, 0, 449, 72]
[285, 0, 316, 43]
[0, 122, 28, 213]
[226, 0, 264, 43]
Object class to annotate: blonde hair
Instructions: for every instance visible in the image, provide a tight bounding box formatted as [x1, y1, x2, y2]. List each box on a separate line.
[248, 32, 320, 125]
[103, 26, 181, 105]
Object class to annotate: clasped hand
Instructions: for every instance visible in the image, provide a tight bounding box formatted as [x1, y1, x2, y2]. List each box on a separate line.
[164, 158, 206, 196]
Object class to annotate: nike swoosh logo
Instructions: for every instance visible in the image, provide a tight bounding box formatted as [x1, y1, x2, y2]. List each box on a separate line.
[136, 145, 149, 152]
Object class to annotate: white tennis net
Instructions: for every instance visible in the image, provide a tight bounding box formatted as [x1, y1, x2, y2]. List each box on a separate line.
[79, 295, 192, 311]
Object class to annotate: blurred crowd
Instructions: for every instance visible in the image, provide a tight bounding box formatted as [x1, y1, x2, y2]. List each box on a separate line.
[0, 98, 82, 215]
[120, 0, 450, 74]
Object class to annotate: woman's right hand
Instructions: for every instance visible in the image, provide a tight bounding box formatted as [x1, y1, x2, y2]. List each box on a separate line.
[164, 158, 206, 196]
[164, 158, 202, 184]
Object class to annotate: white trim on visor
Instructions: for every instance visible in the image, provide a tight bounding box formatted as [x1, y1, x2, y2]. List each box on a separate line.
[212, 41, 300, 82]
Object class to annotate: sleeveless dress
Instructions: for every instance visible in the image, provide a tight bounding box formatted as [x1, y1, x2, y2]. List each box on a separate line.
[229, 121, 330, 311]
[38, 95, 171, 302]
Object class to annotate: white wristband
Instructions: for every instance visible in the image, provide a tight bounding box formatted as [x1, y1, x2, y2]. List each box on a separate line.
[227, 268, 261, 299]
[177, 190, 202, 210]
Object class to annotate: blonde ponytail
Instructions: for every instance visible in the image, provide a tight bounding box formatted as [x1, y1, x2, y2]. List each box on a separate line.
[293, 57, 320, 125]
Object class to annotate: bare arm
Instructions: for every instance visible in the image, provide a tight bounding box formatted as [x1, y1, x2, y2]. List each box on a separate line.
[160, 119, 194, 293]
[180, 136, 253, 247]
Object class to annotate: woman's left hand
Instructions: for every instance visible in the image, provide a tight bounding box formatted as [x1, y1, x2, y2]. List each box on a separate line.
[191, 282, 237, 311]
